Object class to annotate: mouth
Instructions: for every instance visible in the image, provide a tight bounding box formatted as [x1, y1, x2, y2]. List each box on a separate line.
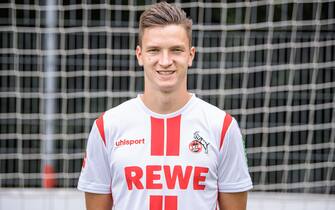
[156, 70, 176, 75]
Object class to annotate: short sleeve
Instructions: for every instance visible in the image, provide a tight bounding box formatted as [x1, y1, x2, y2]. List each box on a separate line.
[77, 120, 112, 194]
[217, 118, 253, 192]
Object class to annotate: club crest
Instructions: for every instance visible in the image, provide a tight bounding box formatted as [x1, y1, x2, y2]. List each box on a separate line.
[189, 131, 210, 154]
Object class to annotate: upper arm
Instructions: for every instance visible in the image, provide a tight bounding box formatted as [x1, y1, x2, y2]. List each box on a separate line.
[217, 117, 253, 192]
[85, 192, 113, 210]
[217, 116, 252, 209]
[78, 114, 113, 194]
[218, 191, 248, 210]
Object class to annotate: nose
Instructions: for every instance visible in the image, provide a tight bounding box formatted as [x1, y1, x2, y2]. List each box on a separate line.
[158, 51, 173, 67]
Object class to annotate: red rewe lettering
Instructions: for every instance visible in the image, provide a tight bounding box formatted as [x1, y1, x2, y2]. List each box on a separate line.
[124, 166, 144, 190]
[146, 165, 163, 189]
[193, 166, 209, 190]
[125, 165, 208, 190]
[164, 165, 192, 189]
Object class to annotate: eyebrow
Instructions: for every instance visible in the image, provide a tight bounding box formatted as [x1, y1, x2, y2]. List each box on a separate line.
[145, 45, 186, 49]
[170, 45, 186, 49]
[145, 46, 160, 49]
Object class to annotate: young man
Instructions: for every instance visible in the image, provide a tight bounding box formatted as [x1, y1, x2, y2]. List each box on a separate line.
[78, 2, 252, 210]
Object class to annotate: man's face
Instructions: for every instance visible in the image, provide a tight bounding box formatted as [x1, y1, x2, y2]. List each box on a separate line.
[136, 24, 195, 93]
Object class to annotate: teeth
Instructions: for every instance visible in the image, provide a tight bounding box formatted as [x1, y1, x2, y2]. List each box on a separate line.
[158, 71, 174, 75]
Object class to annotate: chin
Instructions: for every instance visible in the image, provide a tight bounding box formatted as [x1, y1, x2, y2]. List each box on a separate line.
[157, 84, 177, 93]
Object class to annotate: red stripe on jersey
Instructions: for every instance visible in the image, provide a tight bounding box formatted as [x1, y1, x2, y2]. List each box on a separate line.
[150, 195, 163, 210]
[96, 112, 106, 146]
[219, 113, 233, 150]
[82, 152, 87, 168]
[166, 115, 181, 156]
[164, 195, 178, 210]
[151, 117, 164, 156]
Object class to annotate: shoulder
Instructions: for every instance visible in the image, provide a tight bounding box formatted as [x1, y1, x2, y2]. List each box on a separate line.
[91, 97, 140, 146]
[193, 96, 229, 122]
[93, 97, 141, 128]
[94, 98, 138, 125]
[191, 96, 236, 146]
[104, 97, 139, 118]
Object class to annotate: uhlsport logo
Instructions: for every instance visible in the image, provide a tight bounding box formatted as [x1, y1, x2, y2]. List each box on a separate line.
[115, 138, 145, 147]
[189, 131, 210, 154]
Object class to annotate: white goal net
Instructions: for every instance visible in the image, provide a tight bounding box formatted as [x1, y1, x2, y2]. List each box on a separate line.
[0, 0, 334, 197]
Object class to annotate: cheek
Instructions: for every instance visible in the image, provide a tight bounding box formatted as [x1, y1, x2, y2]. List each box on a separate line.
[144, 56, 157, 64]
[177, 57, 191, 67]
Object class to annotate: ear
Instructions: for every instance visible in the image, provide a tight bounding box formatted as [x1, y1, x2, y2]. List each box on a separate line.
[136, 45, 143, 66]
[188, 46, 196, 67]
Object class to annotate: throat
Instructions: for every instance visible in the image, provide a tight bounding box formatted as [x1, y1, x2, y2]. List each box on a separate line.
[141, 91, 191, 114]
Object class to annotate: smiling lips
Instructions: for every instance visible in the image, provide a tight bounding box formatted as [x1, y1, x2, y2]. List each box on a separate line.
[157, 70, 176, 75]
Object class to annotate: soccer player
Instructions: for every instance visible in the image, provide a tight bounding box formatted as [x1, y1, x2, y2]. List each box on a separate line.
[77, 2, 252, 210]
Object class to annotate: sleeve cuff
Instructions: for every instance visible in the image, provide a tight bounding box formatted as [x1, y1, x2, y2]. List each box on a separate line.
[77, 179, 112, 194]
[218, 178, 253, 193]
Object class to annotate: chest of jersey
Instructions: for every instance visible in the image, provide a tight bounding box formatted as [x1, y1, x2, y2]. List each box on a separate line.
[108, 114, 219, 192]
[105, 112, 221, 210]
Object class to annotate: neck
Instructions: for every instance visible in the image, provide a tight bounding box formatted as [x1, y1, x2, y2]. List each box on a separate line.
[141, 89, 191, 114]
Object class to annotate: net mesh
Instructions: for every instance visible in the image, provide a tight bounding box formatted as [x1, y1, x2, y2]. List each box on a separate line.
[0, 0, 334, 194]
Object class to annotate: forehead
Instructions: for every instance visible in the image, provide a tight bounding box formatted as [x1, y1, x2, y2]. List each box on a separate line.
[141, 24, 190, 47]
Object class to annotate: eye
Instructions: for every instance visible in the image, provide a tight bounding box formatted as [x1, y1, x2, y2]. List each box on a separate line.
[147, 48, 159, 53]
[172, 48, 184, 53]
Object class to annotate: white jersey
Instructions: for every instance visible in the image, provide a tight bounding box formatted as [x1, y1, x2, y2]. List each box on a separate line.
[78, 94, 252, 210]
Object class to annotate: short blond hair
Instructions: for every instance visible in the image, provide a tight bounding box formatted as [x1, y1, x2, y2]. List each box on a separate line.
[138, 2, 192, 47]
